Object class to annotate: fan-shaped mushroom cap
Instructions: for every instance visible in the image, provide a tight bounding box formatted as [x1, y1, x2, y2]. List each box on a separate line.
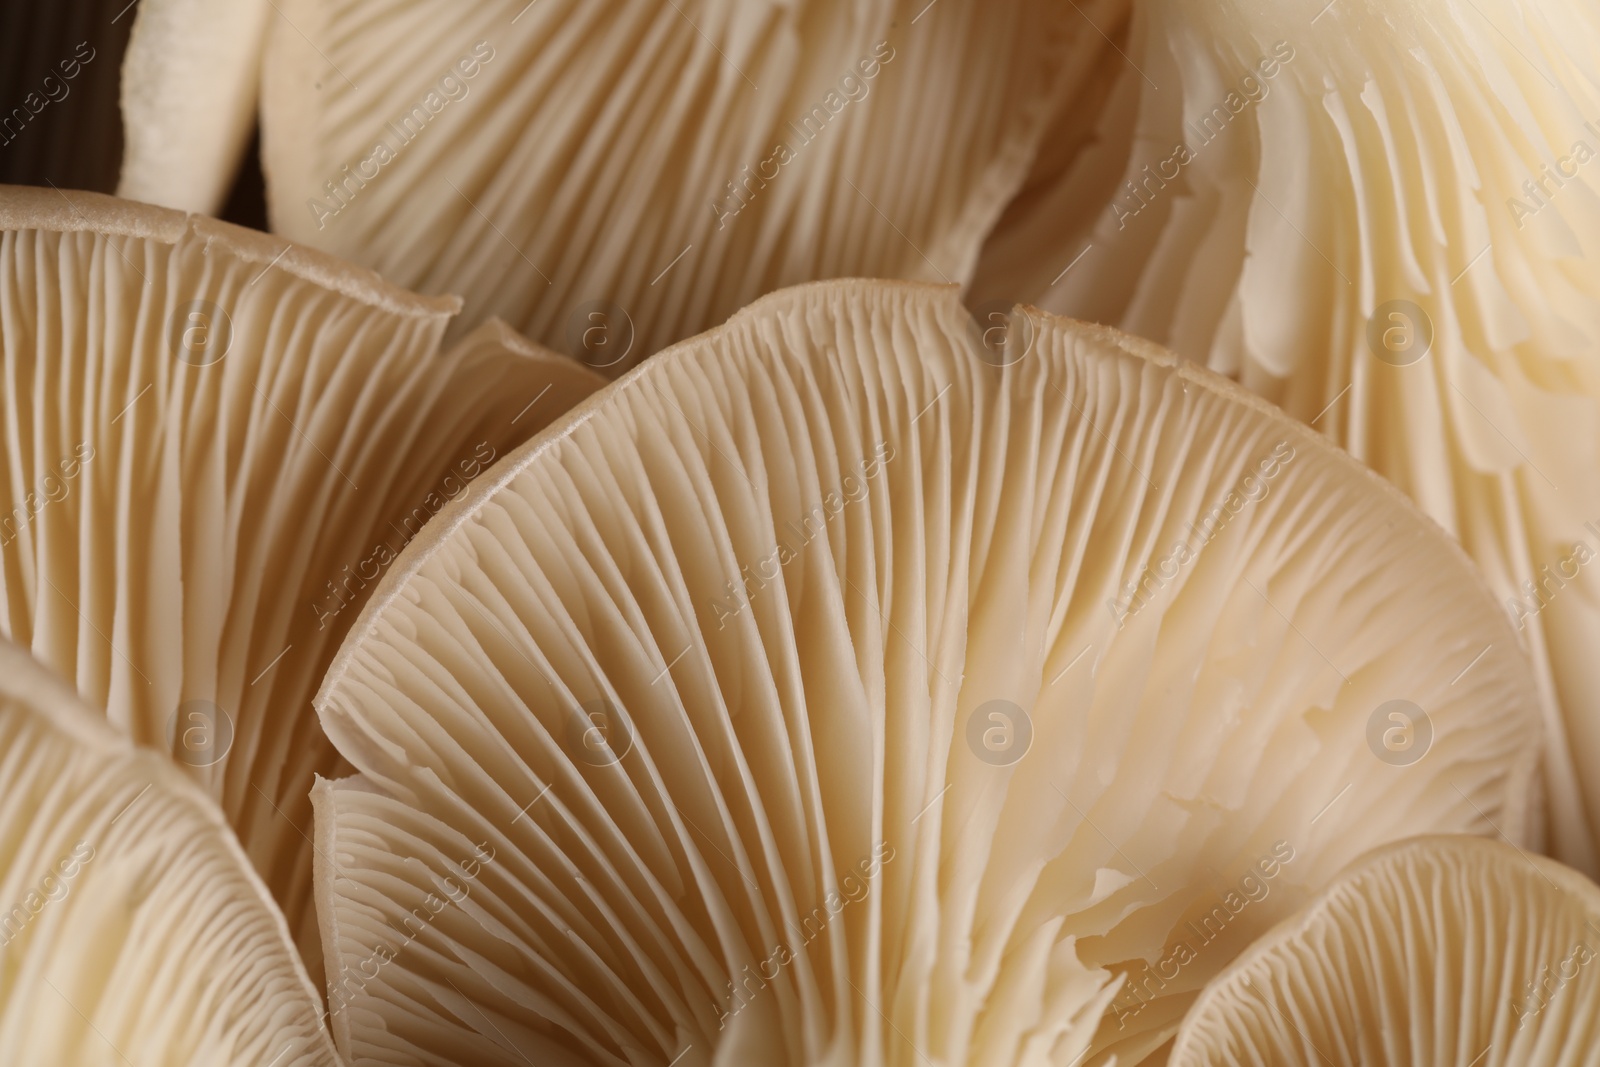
[182, 0, 1129, 361]
[313, 280, 1539, 1064]
[971, 0, 1600, 874]
[0, 638, 338, 1065]
[0, 184, 602, 954]
[1172, 834, 1600, 1066]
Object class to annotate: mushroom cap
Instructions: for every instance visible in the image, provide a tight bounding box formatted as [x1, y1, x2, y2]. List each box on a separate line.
[313, 279, 1539, 1064]
[971, 0, 1600, 874]
[0, 637, 338, 1065]
[0, 184, 601, 957]
[1171, 834, 1600, 1066]
[222, 0, 1124, 360]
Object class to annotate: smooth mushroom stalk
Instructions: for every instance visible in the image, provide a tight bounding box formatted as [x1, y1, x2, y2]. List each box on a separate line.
[311, 279, 1538, 1065]
[117, 0, 272, 213]
[124, 0, 1125, 361]
[0, 638, 338, 1065]
[971, 0, 1600, 874]
[1171, 835, 1600, 1066]
[0, 185, 602, 961]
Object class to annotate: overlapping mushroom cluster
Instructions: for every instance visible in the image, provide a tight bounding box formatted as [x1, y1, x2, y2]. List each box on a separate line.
[1, 0, 1598, 1063]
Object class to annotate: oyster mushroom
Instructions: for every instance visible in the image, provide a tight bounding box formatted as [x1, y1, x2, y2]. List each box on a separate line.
[310, 280, 1538, 1064]
[0, 184, 602, 959]
[971, 0, 1600, 873]
[1171, 835, 1600, 1066]
[0, 637, 338, 1065]
[120, 0, 1125, 362]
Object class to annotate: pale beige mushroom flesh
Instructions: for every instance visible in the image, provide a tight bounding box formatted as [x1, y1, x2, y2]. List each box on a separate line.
[310, 280, 1539, 1065]
[121, 0, 1127, 363]
[0, 637, 339, 1065]
[1171, 834, 1600, 1066]
[0, 184, 603, 966]
[971, 0, 1600, 875]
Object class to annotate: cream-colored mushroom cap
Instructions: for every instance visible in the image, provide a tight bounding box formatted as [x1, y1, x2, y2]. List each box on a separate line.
[0, 184, 602, 958]
[313, 280, 1539, 1065]
[116, 0, 1125, 360]
[0, 638, 339, 1065]
[972, 0, 1600, 875]
[1172, 834, 1600, 1066]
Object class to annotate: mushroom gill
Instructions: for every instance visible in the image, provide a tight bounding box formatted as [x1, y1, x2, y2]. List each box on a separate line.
[311, 280, 1538, 1064]
[1171, 835, 1600, 1066]
[0, 184, 602, 962]
[185, 0, 1130, 359]
[971, 0, 1600, 874]
[0, 637, 338, 1065]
